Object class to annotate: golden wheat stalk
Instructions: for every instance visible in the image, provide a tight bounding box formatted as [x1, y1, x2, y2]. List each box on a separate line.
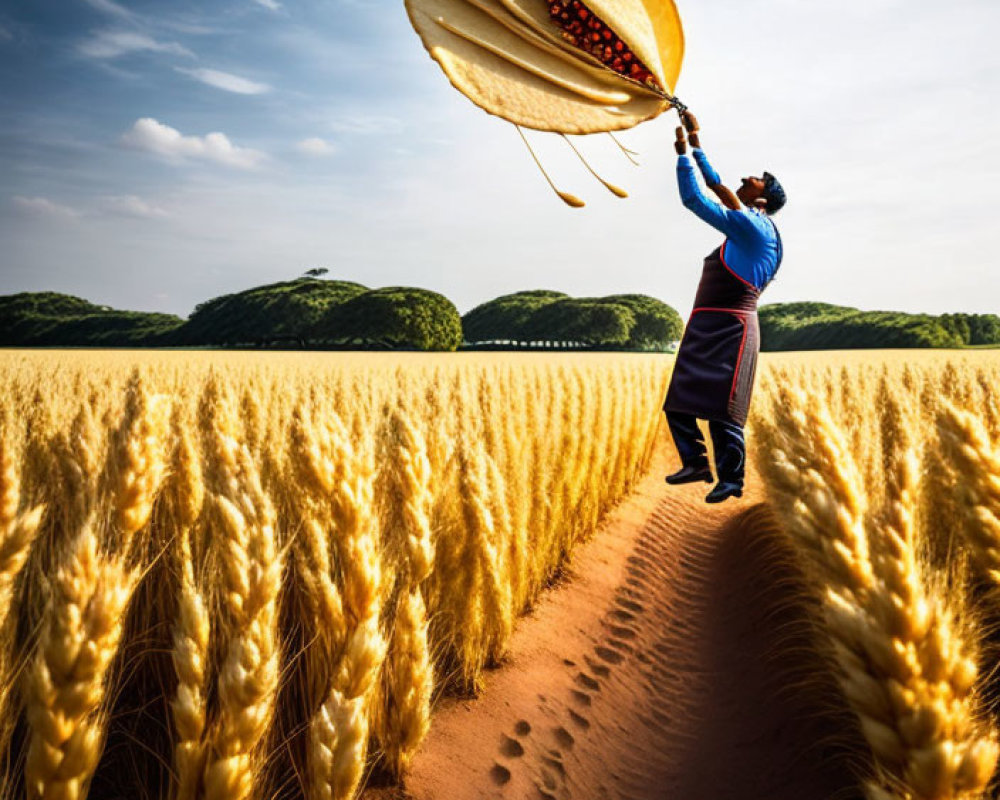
[171, 550, 210, 800]
[753, 389, 874, 597]
[937, 403, 1000, 586]
[308, 688, 367, 800]
[756, 386, 1000, 800]
[24, 519, 137, 800]
[167, 419, 210, 800]
[299, 516, 348, 651]
[305, 409, 386, 800]
[371, 411, 437, 777]
[464, 446, 513, 675]
[393, 411, 435, 585]
[111, 371, 171, 546]
[0, 432, 44, 611]
[380, 588, 434, 779]
[200, 390, 284, 800]
[201, 490, 283, 800]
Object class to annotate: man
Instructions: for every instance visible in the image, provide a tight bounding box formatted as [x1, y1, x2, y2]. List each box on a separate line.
[662, 112, 785, 503]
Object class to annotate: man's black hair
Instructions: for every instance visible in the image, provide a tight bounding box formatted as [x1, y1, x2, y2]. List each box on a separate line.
[762, 171, 786, 215]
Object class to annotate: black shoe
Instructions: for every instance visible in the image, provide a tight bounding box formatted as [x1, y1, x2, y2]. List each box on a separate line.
[666, 464, 713, 485]
[705, 480, 743, 503]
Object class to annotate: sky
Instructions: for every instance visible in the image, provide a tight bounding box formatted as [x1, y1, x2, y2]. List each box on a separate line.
[1, 0, 998, 319]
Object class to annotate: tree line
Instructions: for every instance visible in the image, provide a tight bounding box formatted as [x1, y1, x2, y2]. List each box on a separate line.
[0, 281, 679, 351]
[0, 283, 996, 352]
[759, 302, 1000, 350]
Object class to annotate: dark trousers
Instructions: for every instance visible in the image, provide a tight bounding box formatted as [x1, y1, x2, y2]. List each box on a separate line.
[665, 410, 746, 484]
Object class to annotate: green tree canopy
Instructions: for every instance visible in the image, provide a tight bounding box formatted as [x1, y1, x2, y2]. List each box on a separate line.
[318, 287, 463, 350]
[462, 290, 570, 342]
[601, 294, 684, 347]
[759, 302, 973, 350]
[177, 278, 368, 345]
[522, 299, 636, 346]
[462, 291, 680, 349]
[0, 292, 182, 347]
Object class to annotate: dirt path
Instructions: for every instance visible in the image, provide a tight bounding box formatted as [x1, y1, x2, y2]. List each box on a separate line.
[370, 431, 861, 800]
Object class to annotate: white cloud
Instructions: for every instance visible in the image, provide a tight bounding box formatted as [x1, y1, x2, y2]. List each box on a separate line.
[78, 29, 194, 59]
[175, 67, 270, 95]
[80, 0, 135, 21]
[297, 137, 336, 156]
[102, 194, 170, 219]
[120, 117, 267, 169]
[11, 196, 81, 219]
[252, 0, 283, 11]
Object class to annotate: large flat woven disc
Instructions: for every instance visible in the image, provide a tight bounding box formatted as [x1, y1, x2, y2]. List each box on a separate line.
[406, 0, 682, 133]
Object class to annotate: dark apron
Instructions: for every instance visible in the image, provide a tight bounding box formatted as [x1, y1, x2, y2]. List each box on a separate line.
[663, 245, 762, 427]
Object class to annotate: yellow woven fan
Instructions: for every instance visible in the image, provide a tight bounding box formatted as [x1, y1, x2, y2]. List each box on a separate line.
[406, 0, 685, 204]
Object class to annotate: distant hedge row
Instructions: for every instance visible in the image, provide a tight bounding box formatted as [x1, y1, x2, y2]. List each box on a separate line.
[0, 282, 465, 351]
[2, 286, 996, 352]
[462, 291, 684, 350]
[0, 282, 682, 351]
[758, 302, 1000, 350]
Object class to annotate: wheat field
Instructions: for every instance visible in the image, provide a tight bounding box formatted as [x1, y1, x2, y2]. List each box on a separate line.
[2, 349, 1000, 800]
[0, 351, 667, 800]
[750, 350, 1000, 800]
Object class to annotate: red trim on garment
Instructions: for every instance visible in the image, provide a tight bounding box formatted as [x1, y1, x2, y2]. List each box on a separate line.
[690, 306, 753, 318]
[719, 241, 756, 289]
[729, 314, 750, 404]
[686, 307, 751, 403]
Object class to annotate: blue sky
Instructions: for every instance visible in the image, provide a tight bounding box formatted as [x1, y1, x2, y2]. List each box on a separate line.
[1, 0, 998, 318]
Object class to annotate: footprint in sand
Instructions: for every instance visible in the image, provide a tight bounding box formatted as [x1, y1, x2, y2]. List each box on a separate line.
[553, 726, 575, 749]
[567, 709, 591, 730]
[615, 597, 644, 614]
[583, 655, 611, 678]
[514, 719, 532, 737]
[570, 689, 592, 707]
[490, 763, 512, 786]
[500, 734, 525, 758]
[541, 752, 566, 777]
[576, 672, 600, 692]
[607, 624, 637, 641]
[594, 645, 624, 665]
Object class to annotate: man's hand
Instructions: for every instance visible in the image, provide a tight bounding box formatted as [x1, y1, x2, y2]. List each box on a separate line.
[674, 126, 687, 156]
[682, 111, 701, 149]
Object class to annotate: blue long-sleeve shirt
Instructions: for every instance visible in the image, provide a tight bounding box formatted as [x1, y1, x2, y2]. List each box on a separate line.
[677, 150, 782, 290]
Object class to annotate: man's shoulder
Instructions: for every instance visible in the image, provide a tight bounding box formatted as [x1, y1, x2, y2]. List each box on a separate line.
[745, 208, 778, 238]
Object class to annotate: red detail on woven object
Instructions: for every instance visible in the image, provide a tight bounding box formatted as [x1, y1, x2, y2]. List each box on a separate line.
[547, 0, 660, 89]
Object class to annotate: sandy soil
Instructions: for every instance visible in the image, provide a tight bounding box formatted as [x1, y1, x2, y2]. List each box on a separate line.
[365, 429, 864, 800]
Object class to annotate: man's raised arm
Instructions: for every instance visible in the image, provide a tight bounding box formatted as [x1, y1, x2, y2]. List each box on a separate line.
[683, 113, 741, 212]
[675, 126, 744, 237]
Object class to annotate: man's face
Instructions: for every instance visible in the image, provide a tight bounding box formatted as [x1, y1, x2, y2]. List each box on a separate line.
[736, 175, 766, 206]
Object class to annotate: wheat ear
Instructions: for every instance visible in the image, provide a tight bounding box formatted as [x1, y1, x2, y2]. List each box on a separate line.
[24, 519, 136, 800]
[0, 430, 44, 612]
[937, 403, 1000, 586]
[201, 394, 283, 800]
[111, 370, 171, 547]
[756, 387, 1000, 799]
[167, 419, 209, 800]
[307, 412, 386, 800]
[377, 411, 436, 777]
